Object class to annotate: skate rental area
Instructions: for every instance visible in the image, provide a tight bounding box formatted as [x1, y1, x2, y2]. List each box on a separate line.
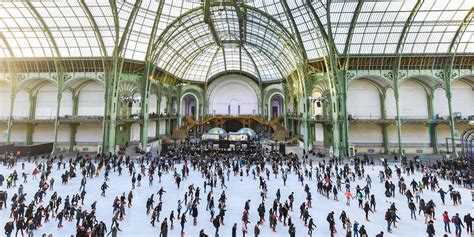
[0, 1, 473, 237]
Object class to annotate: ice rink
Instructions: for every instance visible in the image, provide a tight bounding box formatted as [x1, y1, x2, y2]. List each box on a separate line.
[0, 158, 472, 237]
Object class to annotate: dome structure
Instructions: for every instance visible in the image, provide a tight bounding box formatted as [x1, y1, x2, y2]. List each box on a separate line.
[208, 127, 227, 136]
[237, 127, 257, 139]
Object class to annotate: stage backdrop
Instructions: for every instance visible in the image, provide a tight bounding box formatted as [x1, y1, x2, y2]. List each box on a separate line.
[207, 75, 260, 116]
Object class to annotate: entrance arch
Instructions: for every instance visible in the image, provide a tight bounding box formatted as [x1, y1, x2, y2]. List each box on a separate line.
[181, 94, 198, 119]
[224, 119, 243, 132]
[207, 75, 260, 116]
[270, 94, 284, 118]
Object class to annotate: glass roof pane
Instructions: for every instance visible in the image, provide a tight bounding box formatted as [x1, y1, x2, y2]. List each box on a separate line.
[0, 0, 472, 82]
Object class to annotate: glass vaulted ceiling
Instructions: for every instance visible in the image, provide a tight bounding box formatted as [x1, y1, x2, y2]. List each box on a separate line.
[0, 0, 473, 82]
[154, 4, 300, 82]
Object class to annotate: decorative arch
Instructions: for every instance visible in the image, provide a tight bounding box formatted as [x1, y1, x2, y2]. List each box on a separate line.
[401, 75, 443, 94]
[118, 81, 140, 96]
[18, 77, 56, 95]
[63, 77, 104, 95]
[180, 90, 201, 121]
[268, 93, 284, 118]
[264, 88, 285, 108]
[0, 79, 12, 87]
[349, 75, 392, 94]
[206, 75, 261, 115]
[452, 75, 474, 89]
[347, 79, 383, 119]
[206, 75, 261, 104]
[180, 85, 204, 103]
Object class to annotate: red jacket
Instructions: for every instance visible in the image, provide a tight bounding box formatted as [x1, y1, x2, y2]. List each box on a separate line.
[442, 213, 450, 222]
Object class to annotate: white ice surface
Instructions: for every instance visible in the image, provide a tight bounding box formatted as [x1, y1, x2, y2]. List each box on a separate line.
[0, 160, 472, 237]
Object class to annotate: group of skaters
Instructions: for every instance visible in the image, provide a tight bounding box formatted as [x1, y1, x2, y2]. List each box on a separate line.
[0, 146, 472, 237]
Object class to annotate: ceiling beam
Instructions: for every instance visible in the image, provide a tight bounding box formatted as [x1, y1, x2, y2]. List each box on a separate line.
[233, 3, 246, 47]
[203, 0, 222, 46]
[204, 47, 223, 81]
[241, 46, 262, 81]
[0, 32, 15, 58]
[306, 0, 337, 57]
[281, 1, 308, 61]
[24, 1, 64, 78]
[394, 0, 423, 67]
[342, 0, 363, 56]
[447, 8, 473, 69]
[80, 0, 108, 58]
[145, 0, 165, 61]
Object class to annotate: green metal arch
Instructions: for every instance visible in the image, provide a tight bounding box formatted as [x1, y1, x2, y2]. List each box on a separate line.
[151, 3, 304, 74]
[263, 87, 285, 106]
[401, 75, 443, 94]
[180, 85, 204, 103]
[158, 18, 298, 79]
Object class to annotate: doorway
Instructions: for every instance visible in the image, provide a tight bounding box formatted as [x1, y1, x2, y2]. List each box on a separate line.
[228, 99, 239, 115]
[182, 94, 197, 118]
[270, 94, 283, 118]
[224, 119, 243, 132]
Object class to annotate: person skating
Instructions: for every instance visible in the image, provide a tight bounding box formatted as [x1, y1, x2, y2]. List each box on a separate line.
[241, 222, 248, 237]
[369, 194, 376, 212]
[100, 182, 108, 197]
[358, 225, 367, 237]
[339, 211, 348, 229]
[363, 201, 374, 221]
[180, 213, 186, 235]
[199, 229, 209, 237]
[353, 221, 359, 237]
[257, 203, 265, 223]
[4, 220, 14, 237]
[385, 209, 393, 233]
[254, 221, 261, 237]
[451, 213, 464, 237]
[438, 188, 448, 205]
[192, 203, 199, 225]
[426, 220, 435, 237]
[57, 210, 64, 228]
[345, 190, 353, 206]
[15, 217, 25, 237]
[288, 223, 296, 237]
[127, 191, 133, 208]
[242, 209, 250, 228]
[159, 218, 168, 237]
[464, 213, 472, 235]
[108, 223, 122, 237]
[213, 214, 221, 237]
[169, 211, 175, 230]
[409, 200, 417, 220]
[232, 223, 237, 237]
[151, 206, 159, 227]
[269, 208, 277, 232]
[307, 217, 317, 236]
[158, 187, 166, 201]
[442, 211, 451, 233]
[327, 211, 336, 236]
[302, 207, 310, 226]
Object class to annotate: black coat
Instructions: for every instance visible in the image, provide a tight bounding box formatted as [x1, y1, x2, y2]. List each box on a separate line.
[213, 217, 220, 229]
[288, 226, 296, 237]
[426, 223, 435, 235]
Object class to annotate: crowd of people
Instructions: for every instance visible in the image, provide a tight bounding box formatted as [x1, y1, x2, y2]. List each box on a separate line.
[0, 144, 472, 237]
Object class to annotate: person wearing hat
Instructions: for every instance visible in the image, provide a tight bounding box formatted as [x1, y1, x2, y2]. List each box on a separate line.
[427, 220, 435, 237]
